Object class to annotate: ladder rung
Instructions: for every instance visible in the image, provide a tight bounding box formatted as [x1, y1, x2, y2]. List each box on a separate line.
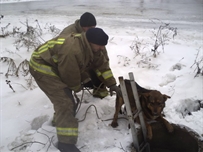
[140, 142, 150, 152]
[133, 108, 142, 118]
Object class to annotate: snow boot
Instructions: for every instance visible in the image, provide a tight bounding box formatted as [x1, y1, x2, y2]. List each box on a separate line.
[58, 142, 80, 152]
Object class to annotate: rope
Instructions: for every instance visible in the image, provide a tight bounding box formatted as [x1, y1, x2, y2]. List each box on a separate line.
[78, 104, 101, 122]
[91, 82, 105, 96]
[74, 84, 127, 122]
[74, 82, 105, 115]
[74, 88, 105, 122]
[77, 103, 128, 122]
[83, 82, 106, 96]
[101, 116, 128, 122]
[74, 90, 84, 115]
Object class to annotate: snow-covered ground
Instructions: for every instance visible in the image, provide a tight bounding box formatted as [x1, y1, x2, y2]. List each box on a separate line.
[0, 0, 41, 3]
[0, 0, 203, 152]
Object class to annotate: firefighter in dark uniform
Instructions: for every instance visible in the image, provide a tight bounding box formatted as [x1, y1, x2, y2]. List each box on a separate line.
[29, 28, 121, 152]
[60, 12, 110, 99]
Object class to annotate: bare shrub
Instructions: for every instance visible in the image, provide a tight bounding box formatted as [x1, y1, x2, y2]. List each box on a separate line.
[27, 76, 37, 90]
[130, 35, 149, 56]
[150, 21, 177, 57]
[0, 14, 3, 22]
[129, 21, 177, 70]
[1, 17, 64, 92]
[14, 19, 44, 52]
[191, 47, 203, 77]
[0, 14, 11, 37]
[1, 57, 37, 90]
[1, 57, 17, 78]
[0, 57, 30, 78]
[117, 55, 131, 66]
[6, 80, 15, 92]
[44, 23, 61, 37]
[15, 59, 30, 77]
[137, 56, 159, 69]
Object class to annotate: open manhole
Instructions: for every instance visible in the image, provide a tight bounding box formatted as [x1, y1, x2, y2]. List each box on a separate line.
[136, 122, 202, 152]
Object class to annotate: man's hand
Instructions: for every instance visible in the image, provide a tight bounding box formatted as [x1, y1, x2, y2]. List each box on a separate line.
[109, 85, 122, 97]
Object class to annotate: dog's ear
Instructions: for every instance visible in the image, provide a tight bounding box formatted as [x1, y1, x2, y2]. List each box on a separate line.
[163, 94, 171, 102]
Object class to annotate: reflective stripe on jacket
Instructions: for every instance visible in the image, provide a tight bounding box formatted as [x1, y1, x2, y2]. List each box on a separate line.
[95, 69, 113, 80]
[29, 32, 116, 91]
[29, 37, 65, 77]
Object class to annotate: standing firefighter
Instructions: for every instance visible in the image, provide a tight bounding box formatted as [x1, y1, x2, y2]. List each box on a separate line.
[60, 12, 110, 99]
[29, 28, 121, 152]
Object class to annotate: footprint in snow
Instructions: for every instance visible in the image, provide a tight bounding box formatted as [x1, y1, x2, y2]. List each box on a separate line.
[170, 63, 185, 71]
[159, 74, 176, 87]
[175, 98, 203, 118]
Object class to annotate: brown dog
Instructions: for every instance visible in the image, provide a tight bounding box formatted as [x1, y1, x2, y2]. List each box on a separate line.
[111, 79, 174, 139]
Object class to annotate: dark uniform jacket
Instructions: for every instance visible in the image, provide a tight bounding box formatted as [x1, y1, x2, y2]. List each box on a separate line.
[60, 19, 109, 61]
[29, 32, 116, 92]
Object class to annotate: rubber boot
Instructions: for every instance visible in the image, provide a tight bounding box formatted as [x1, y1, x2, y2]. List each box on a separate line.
[58, 142, 80, 152]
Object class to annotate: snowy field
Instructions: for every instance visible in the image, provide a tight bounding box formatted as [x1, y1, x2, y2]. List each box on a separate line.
[0, 0, 203, 152]
[0, 0, 41, 3]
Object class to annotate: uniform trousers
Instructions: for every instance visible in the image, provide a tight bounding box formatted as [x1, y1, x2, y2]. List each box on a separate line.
[29, 67, 78, 144]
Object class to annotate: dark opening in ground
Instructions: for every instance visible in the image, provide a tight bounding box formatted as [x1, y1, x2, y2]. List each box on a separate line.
[136, 122, 202, 152]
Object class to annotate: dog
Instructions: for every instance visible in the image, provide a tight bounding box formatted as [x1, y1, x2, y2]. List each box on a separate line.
[111, 79, 174, 139]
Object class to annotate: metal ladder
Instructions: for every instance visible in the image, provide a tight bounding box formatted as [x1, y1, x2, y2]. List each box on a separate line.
[119, 72, 150, 152]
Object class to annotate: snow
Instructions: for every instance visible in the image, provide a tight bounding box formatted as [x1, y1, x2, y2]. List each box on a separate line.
[0, 0, 42, 3]
[0, 0, 203, 152]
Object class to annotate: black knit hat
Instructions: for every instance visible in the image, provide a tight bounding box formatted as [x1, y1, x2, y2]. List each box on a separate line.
[80, 12, 96, 27]
[86, 28, 109, 46]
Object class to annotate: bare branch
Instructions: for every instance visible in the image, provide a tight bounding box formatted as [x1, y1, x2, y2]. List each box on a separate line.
[6, 80, 15, 92]
[10, 141, 45, 151]
[190, 47, 203, 77]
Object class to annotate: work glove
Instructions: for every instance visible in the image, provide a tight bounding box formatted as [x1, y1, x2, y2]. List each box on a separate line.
[109, 85, 122, 97]
[82, 78, 94, 89]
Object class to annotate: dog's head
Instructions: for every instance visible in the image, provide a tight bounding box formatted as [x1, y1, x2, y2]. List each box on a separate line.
[141, 90, 171, 117]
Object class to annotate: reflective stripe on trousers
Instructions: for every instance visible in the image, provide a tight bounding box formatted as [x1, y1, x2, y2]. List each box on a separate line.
[57, 127, 78, 136]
